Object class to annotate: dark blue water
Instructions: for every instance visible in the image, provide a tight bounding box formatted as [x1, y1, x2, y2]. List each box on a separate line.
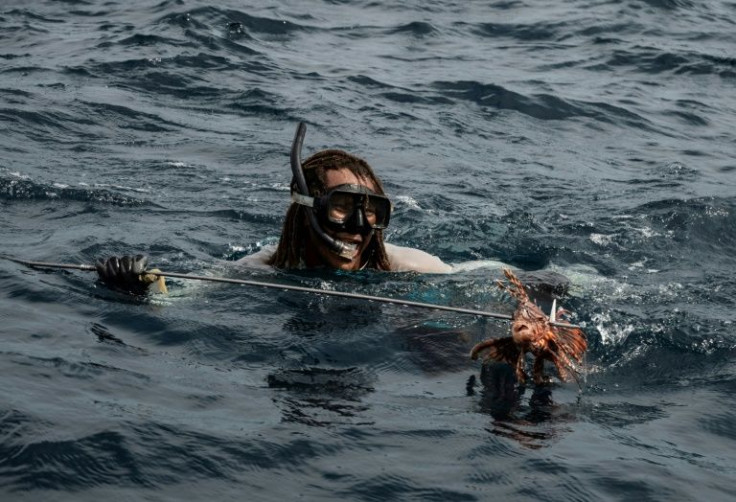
[2, 0, 735, 500]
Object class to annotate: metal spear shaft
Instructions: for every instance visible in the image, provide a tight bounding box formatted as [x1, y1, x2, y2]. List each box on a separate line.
[1, 254, 581, 328]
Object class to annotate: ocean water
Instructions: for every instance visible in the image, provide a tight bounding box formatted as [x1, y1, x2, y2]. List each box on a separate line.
[1, 0, 735, 500]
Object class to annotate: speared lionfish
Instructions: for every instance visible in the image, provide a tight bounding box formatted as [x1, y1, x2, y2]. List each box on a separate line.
[470, 268, 587, 386]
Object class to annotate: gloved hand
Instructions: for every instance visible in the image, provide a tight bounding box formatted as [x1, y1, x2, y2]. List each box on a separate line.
[95, 255, 167, 295]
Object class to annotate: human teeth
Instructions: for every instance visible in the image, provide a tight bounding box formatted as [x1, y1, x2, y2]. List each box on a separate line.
[338, 241, 358, 258]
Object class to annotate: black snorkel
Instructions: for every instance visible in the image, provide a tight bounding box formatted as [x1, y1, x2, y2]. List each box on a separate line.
[290, 122, 355, 259]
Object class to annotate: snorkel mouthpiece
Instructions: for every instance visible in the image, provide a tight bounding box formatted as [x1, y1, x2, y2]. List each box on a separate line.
[290, 122, 352, 258]
[338, 241, 359, 258]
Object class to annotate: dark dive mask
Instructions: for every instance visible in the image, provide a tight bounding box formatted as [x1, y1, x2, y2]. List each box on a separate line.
[292, 183, 392, 235]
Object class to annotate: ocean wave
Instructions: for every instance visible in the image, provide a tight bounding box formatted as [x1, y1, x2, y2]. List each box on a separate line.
[631, 197, 736, 249]
[0, 175, 157, 207]
[431, 80, 651, 128]
[467, 20, 564, 41]
[607, 46, 736, 78]
[387, 21, 438, 37]
[157, 6, 305, 37]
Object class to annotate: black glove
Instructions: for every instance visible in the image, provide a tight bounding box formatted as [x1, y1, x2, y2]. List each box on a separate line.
[95, 254, 152, 295]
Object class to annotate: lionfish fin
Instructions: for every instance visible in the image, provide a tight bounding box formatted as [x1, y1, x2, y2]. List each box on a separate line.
[554, 326, 587, 363]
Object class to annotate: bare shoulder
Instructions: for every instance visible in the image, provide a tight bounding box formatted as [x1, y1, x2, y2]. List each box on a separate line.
[385, 243, 453, 274]
[235, 244, 275, 270]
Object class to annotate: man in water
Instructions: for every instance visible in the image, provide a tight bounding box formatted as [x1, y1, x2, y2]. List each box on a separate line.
[96, 124, 451, 293]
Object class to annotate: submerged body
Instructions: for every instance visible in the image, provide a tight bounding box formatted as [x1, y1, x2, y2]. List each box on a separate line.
[470, 268, 587, 385]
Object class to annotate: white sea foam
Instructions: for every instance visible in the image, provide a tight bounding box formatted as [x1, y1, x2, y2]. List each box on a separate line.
[394, 194, 422, 210]
[590, 233, 614, 246]
[592, 312, 636, 344]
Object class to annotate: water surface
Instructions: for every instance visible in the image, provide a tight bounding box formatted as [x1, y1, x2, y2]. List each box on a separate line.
[1, 0, 735, 500]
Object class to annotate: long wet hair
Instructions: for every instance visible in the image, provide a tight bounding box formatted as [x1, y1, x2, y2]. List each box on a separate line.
[267, 149, 391, 270]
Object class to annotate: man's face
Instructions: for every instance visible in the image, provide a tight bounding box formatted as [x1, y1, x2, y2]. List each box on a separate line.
[304, 168, 378, 271]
